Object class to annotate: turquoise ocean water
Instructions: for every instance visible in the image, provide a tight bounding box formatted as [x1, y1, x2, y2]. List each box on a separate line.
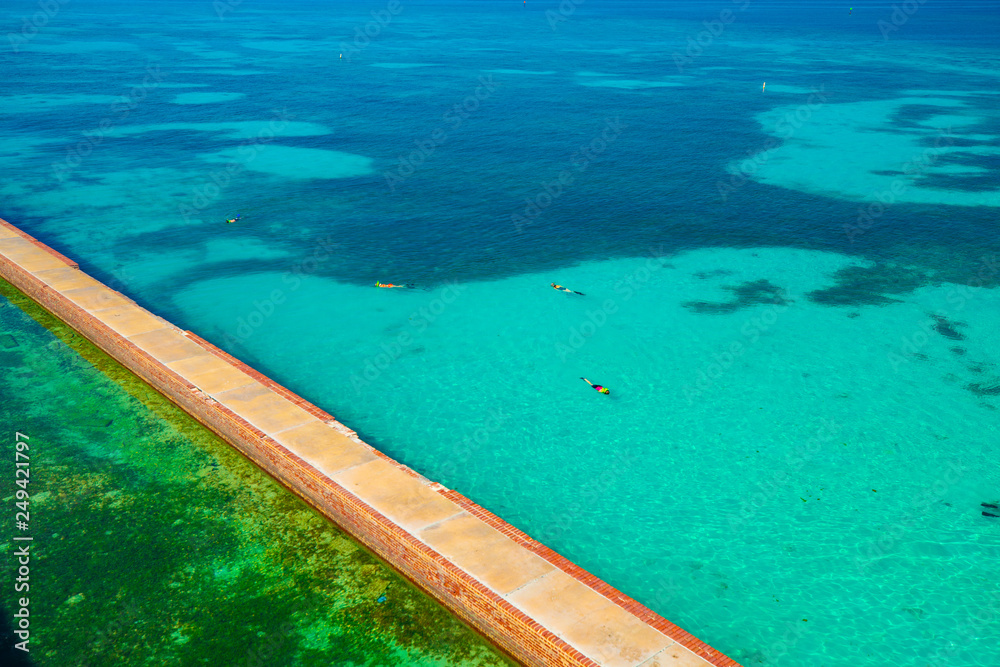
[2, 1, 999, 664]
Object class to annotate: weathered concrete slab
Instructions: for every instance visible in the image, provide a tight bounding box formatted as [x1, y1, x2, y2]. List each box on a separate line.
[274, 420, 377, 476]
[94, 303, 169, 338]
[562, 604, 673, 667]
[63, 285, 132, 313]
[507, 569, 616, 634]
[33, 267, 103, 292]
[0, 237, 70, 272]
[213, 383, 315, 436]
[335, 459, 463, 533]
[420, 512, 555, 596]
[128, 329, 210, 365]
[638, 644, 716, 667]
[166, 354, 256, 394]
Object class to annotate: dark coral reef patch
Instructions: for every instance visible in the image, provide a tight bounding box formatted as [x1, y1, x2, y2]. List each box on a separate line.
[684, 279, 789, 314]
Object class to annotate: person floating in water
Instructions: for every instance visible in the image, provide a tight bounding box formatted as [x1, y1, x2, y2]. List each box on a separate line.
[375, 281, 412, 289]
[226, 214, 242, 224]
[580, 377, 610, 395]
[551, 282, 585, 295]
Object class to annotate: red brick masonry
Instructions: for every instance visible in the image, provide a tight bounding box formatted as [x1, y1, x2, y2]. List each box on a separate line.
[0, 217, 741, 667]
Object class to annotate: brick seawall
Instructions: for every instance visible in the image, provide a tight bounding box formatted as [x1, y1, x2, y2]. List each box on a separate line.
[0, 217, 742, 667]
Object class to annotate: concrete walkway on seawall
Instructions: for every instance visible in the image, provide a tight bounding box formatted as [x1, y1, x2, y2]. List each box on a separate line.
[0, 217, 742, 667]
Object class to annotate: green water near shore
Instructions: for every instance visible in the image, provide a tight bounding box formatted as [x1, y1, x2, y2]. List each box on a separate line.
[0, 279, 513, 666]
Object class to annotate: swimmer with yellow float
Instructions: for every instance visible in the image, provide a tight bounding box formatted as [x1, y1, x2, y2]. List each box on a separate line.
[375, 281, 414, 289]
[580, 377, 610, 395]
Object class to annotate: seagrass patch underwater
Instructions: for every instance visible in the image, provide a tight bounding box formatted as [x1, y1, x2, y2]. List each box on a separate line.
[0, 279, 513, 666]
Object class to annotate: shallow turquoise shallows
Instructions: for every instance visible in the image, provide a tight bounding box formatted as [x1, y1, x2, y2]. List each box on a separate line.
[2, 0, 999, 664]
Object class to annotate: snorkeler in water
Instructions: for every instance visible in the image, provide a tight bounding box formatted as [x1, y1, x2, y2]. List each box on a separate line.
[226, 214, 242, 224]
[375, 281, 413, 289]
[580, 377, 610, 395]
[551, 282, 585, 295]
